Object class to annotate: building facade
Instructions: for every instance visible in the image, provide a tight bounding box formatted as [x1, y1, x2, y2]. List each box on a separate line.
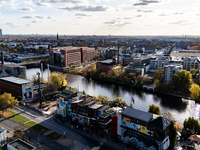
[164, 64, 183, 83]
[49, 46, 95, 67]
[119, 107, 171, 150]
[0, 76, 34, 102]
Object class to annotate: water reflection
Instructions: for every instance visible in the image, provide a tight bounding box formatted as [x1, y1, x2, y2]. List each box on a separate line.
[156, 94, 188, 112]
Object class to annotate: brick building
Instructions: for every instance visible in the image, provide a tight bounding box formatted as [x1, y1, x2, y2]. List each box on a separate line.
[50, 46, 95, 67]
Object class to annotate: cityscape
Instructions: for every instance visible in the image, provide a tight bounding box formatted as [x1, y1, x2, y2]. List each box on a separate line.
[1, 0, 200, 150]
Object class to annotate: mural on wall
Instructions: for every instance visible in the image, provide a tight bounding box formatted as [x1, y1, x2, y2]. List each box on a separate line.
[122, 117, 147, 134]
[59, 97, 66, 117]
[22, 83, 34, 102]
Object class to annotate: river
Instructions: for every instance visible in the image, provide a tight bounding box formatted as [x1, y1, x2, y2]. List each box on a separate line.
[26, 68, 200, 125]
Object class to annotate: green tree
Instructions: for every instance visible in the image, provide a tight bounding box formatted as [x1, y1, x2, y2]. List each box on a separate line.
[50, 72, 67, 90]
[154, 68, 163, 80]
[189, 83, 200, 100]
[183, 117, 200, 134]
[169, 123, 177, 149]
[148, 104, 162, 115]
[190, 68, 199, 78]
[96, 94, 110, 104]
[0, 93, 18, 112]
[172, 70, 192, 92]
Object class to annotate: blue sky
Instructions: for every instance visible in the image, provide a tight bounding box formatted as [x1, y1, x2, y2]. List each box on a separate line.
[0, 0, 200, 35]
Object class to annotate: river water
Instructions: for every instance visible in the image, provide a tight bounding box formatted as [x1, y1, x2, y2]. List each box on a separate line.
[26, 68, 200, 125]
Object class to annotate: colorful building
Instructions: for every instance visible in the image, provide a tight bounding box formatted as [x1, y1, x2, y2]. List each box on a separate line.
[119, 107, 171, 150]
[0, 76, 34, 102]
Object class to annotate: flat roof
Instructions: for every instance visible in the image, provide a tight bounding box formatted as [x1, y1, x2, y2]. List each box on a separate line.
[0, 76, 31, 85]
[9, 139, 35, 150]
[89, 103, 103, 109]
[121, 107, 153, 123]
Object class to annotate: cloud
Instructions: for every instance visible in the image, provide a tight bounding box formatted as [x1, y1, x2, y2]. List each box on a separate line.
[35, 16, 44, 19]
[75, 13, 92, 17]
[136, 15, 142, 17]
[47, 16, 53, 19]
[173, 12, 183, 15]
[59, 5, 107, 11]
[36, 2, 52, 7]
[169, 20, 190, 25]
[5, 22, 18, 27]
[22, 16, 32, 19]
[31, 20, 37, 23]
[137, 9, 153, 13]
[133, 0, 160, 6]
[159, 13, 167, 16]
[18, 7, 35, 12]
[104, 19, 132, 27]
[123, 17, 132, 19]
[34, 0, 85, 5]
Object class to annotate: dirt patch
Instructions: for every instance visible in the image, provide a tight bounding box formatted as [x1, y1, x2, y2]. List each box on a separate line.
[0, 110, 12, 118]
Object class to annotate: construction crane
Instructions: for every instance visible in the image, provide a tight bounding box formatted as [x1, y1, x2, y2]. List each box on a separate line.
[36, 72, 48, 107]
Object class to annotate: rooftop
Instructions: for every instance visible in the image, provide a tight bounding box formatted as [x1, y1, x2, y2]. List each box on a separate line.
[121, 107, 153, 123]
[149, 116, 171, 130]
[9, 139, 35, 150]
[89, 103, 103, 109]
[0, 76, 31, 85]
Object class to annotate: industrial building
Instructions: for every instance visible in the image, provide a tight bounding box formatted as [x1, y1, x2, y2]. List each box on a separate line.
[0, 76, 34, 102]
[49, 46, 95, 67]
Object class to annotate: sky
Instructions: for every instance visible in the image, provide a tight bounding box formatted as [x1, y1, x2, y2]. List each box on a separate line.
[0, 0, 200, 35]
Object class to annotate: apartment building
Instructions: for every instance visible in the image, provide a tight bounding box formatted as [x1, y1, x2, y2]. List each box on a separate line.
[164, 64, 183, 83]
[182, 57, 200, 71]
[150, 56, 170, 69]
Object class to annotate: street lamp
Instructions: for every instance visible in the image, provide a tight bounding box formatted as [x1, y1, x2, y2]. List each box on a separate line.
[38, 129, 44, 143]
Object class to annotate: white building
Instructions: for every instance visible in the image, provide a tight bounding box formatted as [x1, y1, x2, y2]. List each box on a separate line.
[0, 129, 7, 148]
[164, 64, 183, 83]
[183, 57, 200, 71]
[150, 56, 170, 69]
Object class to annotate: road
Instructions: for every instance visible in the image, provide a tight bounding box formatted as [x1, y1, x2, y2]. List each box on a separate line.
[12, 106, 126, 150]
[0, 116, 68, 150]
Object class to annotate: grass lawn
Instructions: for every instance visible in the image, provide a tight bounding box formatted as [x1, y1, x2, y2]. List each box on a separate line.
[7, 111, 30, 124]
[4, 110, 49, 133]
[46, 132, 62, 140]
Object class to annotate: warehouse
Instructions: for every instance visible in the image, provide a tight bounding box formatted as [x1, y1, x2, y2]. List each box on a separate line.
[0, 76, 34, 102]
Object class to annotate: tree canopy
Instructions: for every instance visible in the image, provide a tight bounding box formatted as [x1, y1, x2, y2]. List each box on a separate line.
[96, 94, 110, 104]
[172, 70, 192, 92]
[50, 72, 67, 90]
[189, 83, 200, 100]
[183, 117, 200, 134]
[0, 93, 18, 111]
[148, 104, 162, 115]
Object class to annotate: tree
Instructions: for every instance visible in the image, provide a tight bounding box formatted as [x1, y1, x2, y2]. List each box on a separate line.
[148, 104, 162, 115]
[172, 70, 192, 92]
[0, 93, 18, 112]
[189, 83, 200, 100]
[190, 68, 199, 78]
[96, 94, 110, 104]
[183, 117, 200, 134]
[50, 72, 67, 90]
[154, 68, 163, 80]
[169, 123, 177, 149]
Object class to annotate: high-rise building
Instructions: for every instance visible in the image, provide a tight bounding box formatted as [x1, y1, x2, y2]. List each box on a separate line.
[0, 29, 2, 36]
